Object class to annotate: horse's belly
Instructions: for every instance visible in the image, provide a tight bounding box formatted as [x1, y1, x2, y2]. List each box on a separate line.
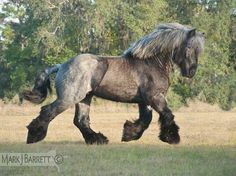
[93, 79, 141, 103]
[94, 87, 140, 103]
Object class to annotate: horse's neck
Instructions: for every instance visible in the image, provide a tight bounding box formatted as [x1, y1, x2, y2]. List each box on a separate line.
[144, 55, 173, 76]
[99, 55, 173, 76]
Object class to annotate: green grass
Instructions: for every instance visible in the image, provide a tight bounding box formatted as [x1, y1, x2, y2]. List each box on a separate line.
[0, 142, 236, 176]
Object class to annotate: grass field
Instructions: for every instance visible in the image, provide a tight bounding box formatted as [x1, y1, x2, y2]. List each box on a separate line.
[1, 143, 236, 176]
[0, 103, 236, 175]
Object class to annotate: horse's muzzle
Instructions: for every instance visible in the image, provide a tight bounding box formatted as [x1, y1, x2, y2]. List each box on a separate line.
[188, 65, 197, 78]
[181, 64, 197, 78]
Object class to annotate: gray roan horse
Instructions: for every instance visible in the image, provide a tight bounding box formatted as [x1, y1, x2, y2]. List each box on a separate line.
[22, 23, 204, 145]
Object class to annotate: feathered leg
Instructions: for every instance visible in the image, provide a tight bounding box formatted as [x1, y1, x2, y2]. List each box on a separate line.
[73, 95, 108, 145]
[122, 103, 152, 142]
[151, 94, 180, 144]
[26, 99, 69, 144]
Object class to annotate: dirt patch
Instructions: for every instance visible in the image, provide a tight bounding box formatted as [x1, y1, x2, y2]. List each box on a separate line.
[0, 99, 235, 116]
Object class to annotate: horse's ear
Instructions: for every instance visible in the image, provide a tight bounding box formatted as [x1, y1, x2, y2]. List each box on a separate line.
[187, 28, 196, 38]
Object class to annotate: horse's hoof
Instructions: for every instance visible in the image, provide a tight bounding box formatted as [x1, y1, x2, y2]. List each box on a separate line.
[121, 120, 144, 142]
[159, 123, 180, 144]
[85, 132, 109, 145]
[26, 119, 48, 144]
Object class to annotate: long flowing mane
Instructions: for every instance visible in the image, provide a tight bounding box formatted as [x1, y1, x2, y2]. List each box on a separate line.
[123, 23, 188, 60]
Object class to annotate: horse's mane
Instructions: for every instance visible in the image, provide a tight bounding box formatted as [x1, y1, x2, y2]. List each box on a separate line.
[123, 23, 188, 60]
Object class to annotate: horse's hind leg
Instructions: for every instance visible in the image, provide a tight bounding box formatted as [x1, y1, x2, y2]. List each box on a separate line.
[122, 103, 152, 142]
[73, 95, 108, 145]
[26, 99, 69, 144]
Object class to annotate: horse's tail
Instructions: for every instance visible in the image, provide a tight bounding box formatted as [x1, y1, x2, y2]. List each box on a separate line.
[22, 64, 61, 104]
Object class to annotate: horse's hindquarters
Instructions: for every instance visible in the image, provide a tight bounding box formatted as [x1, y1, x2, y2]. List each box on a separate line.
[54, 54, 108, 104]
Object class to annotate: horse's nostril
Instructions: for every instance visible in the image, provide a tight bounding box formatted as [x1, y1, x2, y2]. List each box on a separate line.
[189, 66, 197, 77]
[190, 64, 197, 70]
[190, 70, 195, 77]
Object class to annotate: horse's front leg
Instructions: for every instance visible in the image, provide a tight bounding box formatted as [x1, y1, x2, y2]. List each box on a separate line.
[151, 93, 180, 144]
[122, 103, 152, 142]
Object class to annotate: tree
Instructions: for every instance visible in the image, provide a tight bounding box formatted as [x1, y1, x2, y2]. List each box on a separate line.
[0, 0, 235, 110]
[0, 0, 168, 100]
[165, 0, 236, 109]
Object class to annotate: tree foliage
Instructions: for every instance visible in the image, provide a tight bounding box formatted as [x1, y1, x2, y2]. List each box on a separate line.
[0, 0, 235, 109]
[165, 0, 236, 109]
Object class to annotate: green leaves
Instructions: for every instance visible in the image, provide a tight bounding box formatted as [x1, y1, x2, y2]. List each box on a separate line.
[0, 0, 235, 109]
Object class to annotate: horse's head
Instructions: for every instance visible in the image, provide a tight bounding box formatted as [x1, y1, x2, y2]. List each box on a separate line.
[173, 29, 205, 78]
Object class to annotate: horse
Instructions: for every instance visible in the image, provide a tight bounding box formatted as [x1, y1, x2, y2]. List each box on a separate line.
[22, 23, 204, 145]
